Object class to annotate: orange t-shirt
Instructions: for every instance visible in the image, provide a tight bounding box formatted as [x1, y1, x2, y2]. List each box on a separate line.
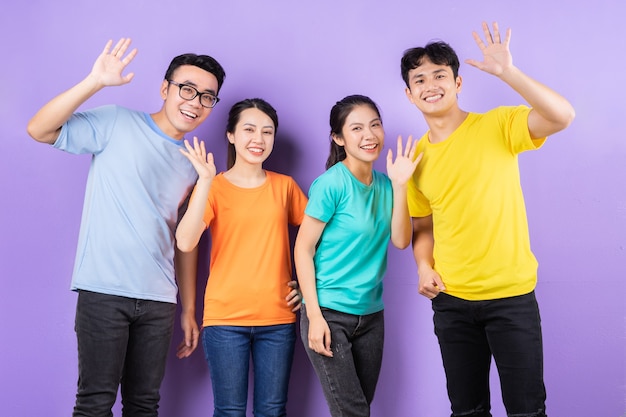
[198, 171, 307, 327]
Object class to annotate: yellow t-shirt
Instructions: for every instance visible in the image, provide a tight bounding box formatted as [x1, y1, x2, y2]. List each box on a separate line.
[408, 106, 546, 300]
[196, 171, 308, 326]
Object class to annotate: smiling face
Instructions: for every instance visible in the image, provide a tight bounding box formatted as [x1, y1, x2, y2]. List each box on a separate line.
[332, 104, 384, 168]
[156, 65, 219, 139]
[405, 57, 462, 118]
[227, 107, 275, 167]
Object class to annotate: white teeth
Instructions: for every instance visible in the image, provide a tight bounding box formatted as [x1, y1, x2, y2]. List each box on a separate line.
[425, 94, 442, 103]
[361, 144, 377, 150]
[249, 147, 263, 153]
[181, 110, 197, 119]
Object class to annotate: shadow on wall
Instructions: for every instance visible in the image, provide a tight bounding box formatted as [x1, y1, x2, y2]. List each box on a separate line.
[264, 131, 302, 176]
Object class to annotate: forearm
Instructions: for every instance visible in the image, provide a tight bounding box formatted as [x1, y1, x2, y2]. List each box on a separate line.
[175, 179, 212, 252]
[498, 66, 575, 136]
[27, 74, 104, 144]
[390, 184, 412, 249]
[175, 246, 198, 315]
[412, 216, 435, 271]
[413, 231, 434, 271]
[294, 245, 322, 319]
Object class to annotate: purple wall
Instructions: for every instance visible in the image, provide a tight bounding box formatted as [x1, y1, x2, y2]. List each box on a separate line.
[1, 1, 624, 416]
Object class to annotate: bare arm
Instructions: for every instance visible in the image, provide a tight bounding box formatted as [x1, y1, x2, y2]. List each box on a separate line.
[26, 38, 137, 144]
[175, 245, 199, 358]
[465, 21, 575, 139]
[387, 135, 422, 249]
[175, 137, 216, 252]
[412, 215, 445, 299]
[294, 215, 333, 357]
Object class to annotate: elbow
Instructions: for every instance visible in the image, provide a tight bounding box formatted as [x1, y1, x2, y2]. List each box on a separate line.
[26, 122, 58, 144]
[175, 236, 195, 253]
[391, 235, 411, 250]
[556, 104, 576, 131]
[563, 106, 576, 129]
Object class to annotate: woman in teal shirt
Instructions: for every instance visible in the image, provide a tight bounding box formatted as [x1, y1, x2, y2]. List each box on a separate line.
[294, 95, 421, 417]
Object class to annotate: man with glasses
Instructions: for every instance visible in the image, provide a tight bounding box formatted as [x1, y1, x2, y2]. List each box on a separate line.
[27, 38, 225, 417]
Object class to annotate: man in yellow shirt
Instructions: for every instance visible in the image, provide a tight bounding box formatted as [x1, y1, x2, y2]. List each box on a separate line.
[401, 22, 575, 417]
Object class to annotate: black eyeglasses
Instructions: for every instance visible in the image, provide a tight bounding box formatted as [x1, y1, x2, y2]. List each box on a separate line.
[167, 80, 220, 108]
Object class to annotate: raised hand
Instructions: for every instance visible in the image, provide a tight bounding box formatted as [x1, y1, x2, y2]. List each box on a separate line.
[465, 21, 513, 77]
[386, 135, 422, 186]
[180, 136, 216, 181]
[90, 38, 138, 87]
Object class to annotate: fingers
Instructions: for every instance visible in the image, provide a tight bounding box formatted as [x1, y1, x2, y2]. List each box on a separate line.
[478, 21, 508, 46]
[102, 39, 114, 55]
[396, 135, 404, 158]
[404, 135, 415, 157]
[183, 137, 211, 161]
[309, 334, 333, 357]
[175, 333, 198, 359]
[418, 283, 439, 300]
[434, 275, 446, 292]
[418, 274, 446, 299]
[413, 151, 423, 167]
[111, 38, 132, 58]
[481, 21, 494, 44]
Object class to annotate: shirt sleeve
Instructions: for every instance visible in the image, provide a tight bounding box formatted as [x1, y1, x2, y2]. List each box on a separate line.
[53, 105, 119, 155]
[502, 105, 547, 154]
[305, 171, 338, 223]
[288, 177, 308, 226]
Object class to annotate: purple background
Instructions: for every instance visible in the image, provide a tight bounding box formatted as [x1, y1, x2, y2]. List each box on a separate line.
[1, 1, 624, 416]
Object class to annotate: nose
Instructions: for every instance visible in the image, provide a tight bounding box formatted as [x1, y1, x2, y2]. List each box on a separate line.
[191, 95, 204, 108]
[251, 131, 263, 143]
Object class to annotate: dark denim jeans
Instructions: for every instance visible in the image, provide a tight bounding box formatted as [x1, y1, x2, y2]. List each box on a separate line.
[300, 305, 384, 417]
[73, 290, 176, 417]
[202, 324, 296, 417]
[432, 291, 547, 417]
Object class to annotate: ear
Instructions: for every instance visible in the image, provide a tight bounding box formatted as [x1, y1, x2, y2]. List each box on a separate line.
[160, 79, 170, 100]
[405, 87, 415, 104]
[226, 132, 235, 144]
[455, 75, 463, 94]
[331, 133, 344, 147]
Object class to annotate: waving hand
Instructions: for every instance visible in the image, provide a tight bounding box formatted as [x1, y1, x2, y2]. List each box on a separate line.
[465, 21, 513, 77]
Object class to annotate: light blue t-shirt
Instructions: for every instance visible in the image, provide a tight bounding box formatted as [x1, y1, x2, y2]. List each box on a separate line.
[53, 105, 197, 303]
[305, 162, 393, 315]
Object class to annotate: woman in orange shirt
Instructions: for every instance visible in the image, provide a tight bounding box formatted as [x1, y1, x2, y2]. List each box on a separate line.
[176, 98, 308, 417]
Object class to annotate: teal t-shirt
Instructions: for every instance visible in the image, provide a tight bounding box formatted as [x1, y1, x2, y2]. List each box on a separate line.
[305, 162, 393, 315]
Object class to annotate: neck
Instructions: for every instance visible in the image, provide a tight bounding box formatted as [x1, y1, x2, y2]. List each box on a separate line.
[224, 162, 266, 188]
[341, 159, 373, 185]
[423, 107, 468, 144]
[150, 111, 184, 141]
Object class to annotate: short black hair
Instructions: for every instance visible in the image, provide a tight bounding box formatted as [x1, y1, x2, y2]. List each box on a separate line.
[401, 41, 459, 87]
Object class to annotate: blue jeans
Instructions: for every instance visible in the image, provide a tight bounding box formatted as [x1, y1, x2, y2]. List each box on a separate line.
[73, 290, 176, 417]
[432, 291, 547, 417]
[300, 305, 384, 417]
[202, 324, 296, 417]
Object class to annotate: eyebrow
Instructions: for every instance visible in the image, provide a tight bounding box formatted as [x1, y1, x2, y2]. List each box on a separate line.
[411, 68, 447, 79]
[179, 80, 217, 95]
[349, 118, 381, 127]
[242, 122, 274, 130]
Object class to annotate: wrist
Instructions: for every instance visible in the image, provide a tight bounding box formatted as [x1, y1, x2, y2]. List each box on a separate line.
[196, 176, 213, 187]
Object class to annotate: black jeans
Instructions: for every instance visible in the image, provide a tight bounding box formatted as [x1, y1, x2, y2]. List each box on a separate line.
[432, 291, 547, 417]
[300, 305, 384, 417]
[73, 290, 176, 417]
